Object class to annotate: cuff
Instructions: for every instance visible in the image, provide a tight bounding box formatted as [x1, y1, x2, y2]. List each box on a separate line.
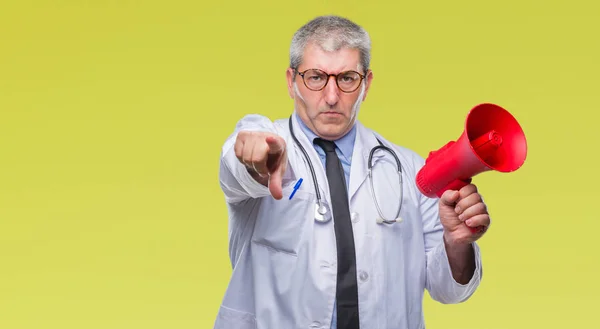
[427, 240, 483, 303]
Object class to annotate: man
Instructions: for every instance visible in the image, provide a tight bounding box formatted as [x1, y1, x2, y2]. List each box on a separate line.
[215, 15, 489, 329]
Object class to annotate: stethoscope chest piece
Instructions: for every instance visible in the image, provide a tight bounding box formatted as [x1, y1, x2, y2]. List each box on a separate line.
[314, 202, 331, 223]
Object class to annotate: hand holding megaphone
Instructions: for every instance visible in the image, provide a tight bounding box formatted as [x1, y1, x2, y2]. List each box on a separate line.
[416, 103, 528, 235]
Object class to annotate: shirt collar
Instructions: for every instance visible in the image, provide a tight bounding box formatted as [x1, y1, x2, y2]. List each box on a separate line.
[293, 111, 357, 161]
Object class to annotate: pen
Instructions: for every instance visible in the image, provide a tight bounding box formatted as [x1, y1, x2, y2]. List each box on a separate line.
[289, 178, 303, 200]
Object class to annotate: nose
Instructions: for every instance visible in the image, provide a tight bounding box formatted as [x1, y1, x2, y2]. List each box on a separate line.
[323, 76, 340, 106]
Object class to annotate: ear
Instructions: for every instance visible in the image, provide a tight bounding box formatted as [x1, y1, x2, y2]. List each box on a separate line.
[362, 70, 374, 101]
[286, 68, 296, 99]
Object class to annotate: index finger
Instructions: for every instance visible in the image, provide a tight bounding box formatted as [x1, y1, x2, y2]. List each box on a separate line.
[459, 184, 478, 198]
[439, 189, 460, 206]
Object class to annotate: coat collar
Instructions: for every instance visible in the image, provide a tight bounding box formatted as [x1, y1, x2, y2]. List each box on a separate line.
[348, 120, 387, 201]
[288, 113, 387, 203]
[288, 113, 330, 200]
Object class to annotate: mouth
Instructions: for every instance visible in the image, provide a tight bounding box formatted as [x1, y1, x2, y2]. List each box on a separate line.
[321, 111, 343, 116]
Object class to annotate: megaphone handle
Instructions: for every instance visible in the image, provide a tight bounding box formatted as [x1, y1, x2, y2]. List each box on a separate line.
[435, 178, 472, 198]
[436, 178, 481, 234]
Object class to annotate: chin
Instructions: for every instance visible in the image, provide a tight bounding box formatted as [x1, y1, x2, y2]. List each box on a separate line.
[315, 124, 347, 140]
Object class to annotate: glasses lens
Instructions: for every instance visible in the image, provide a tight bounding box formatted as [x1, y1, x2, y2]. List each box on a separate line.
[337, 71, 361, 92]
[303, 69, 328, 90]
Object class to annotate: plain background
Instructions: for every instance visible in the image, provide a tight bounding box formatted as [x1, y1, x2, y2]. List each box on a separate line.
[1, 0, 598, 328]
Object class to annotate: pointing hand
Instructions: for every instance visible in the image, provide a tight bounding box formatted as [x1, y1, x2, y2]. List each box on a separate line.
[234, 131, 288, 200]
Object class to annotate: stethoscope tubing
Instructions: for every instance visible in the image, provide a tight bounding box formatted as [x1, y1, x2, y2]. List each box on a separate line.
[288, 115, 404, 224]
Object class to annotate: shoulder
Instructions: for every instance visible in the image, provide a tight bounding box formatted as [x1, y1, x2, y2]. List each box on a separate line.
[222, 114, 289, 143]
[228, 114, 292, 135]
[230, 114, 278, 132]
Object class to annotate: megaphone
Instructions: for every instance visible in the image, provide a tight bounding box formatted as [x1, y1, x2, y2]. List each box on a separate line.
[416, 103, 527, 230]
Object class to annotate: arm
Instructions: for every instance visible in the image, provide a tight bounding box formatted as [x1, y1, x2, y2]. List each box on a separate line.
[444, 236, 476, 284]
[421, 193, 483, 304]
[219, 114, 291, 204]
[219, 114, 275, 203]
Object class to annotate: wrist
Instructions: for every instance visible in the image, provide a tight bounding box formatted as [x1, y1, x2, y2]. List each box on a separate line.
[443, 233, 476, 284]
[443, 232, 472, 253]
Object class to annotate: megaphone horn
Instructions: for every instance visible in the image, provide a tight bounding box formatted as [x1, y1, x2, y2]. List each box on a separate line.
[416, 103, 528, 200]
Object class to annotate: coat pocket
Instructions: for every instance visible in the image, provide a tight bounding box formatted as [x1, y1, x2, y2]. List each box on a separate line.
[251, 183, 314, 256]
[214, 306, 257, 329]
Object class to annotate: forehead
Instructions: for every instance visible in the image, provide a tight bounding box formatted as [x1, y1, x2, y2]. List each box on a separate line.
[299, 42, 361, 73]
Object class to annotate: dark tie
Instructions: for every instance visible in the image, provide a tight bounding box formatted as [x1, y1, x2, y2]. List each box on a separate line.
[313, 138, 360, 329]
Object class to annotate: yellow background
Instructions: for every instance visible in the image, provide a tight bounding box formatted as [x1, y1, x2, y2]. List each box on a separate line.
[1, 0, 598, 328]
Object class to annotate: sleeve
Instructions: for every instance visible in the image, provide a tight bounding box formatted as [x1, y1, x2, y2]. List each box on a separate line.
[418, 167, 483, 304]
[219, 114, 295, 204]
[219, 114, 294, 204]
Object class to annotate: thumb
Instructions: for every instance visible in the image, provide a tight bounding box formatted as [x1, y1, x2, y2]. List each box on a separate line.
[439, 189, 460, 207]
[265, 135, 285, 155]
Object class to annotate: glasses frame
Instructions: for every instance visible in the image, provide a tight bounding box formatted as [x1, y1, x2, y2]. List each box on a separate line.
[295, 68, 366, 93]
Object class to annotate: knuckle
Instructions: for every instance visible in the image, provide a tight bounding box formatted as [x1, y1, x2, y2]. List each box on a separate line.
[476, 193, 483, 202]
[242, 152, 252, 163]
[480, 203, 489, 215]
[252, 150, 266, 163]
[238, 131, 250, 139]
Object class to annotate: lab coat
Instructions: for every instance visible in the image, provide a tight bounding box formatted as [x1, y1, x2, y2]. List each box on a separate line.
[215, 113, 482, 329]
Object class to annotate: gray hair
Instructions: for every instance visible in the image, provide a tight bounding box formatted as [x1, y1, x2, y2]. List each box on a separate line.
[289, 15, 371, 74]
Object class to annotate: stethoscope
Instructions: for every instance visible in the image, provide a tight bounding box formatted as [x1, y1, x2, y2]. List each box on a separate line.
[288, 116, 405, 225]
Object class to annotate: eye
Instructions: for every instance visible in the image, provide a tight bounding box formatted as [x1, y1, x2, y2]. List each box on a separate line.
[338, 73, 359, 84]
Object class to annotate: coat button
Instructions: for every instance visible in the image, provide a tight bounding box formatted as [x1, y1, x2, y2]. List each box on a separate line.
[310, 321, 321, 328]
[351, 212, 359, 223]
[359, 271, 369, 282]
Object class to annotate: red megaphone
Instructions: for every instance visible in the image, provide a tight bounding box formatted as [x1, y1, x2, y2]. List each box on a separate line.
[416, 103, 527, 230]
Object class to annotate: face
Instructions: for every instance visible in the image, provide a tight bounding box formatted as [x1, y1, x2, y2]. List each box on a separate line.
[286, 42, 374, 140]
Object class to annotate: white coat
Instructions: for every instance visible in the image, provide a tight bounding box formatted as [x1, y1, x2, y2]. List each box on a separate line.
[215, 113, 482, 329]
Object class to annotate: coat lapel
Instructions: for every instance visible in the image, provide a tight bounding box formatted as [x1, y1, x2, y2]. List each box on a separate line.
[348, 121, 387, 202]
[288, 114, 331, 203]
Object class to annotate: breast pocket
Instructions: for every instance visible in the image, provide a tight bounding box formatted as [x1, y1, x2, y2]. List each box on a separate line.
[251, 184, 314, 256]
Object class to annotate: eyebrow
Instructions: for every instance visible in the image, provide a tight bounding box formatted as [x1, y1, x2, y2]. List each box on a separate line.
[312, 68, 358, 74]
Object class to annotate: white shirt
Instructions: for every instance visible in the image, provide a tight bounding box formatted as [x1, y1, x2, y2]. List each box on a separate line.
[214, 113, 483, 329]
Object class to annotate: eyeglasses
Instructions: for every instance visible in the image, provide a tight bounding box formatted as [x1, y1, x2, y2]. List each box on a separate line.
[295, 68, 365, 93]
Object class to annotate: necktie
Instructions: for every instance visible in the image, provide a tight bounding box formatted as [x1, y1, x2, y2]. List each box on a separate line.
[313, 138, 360, 329]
